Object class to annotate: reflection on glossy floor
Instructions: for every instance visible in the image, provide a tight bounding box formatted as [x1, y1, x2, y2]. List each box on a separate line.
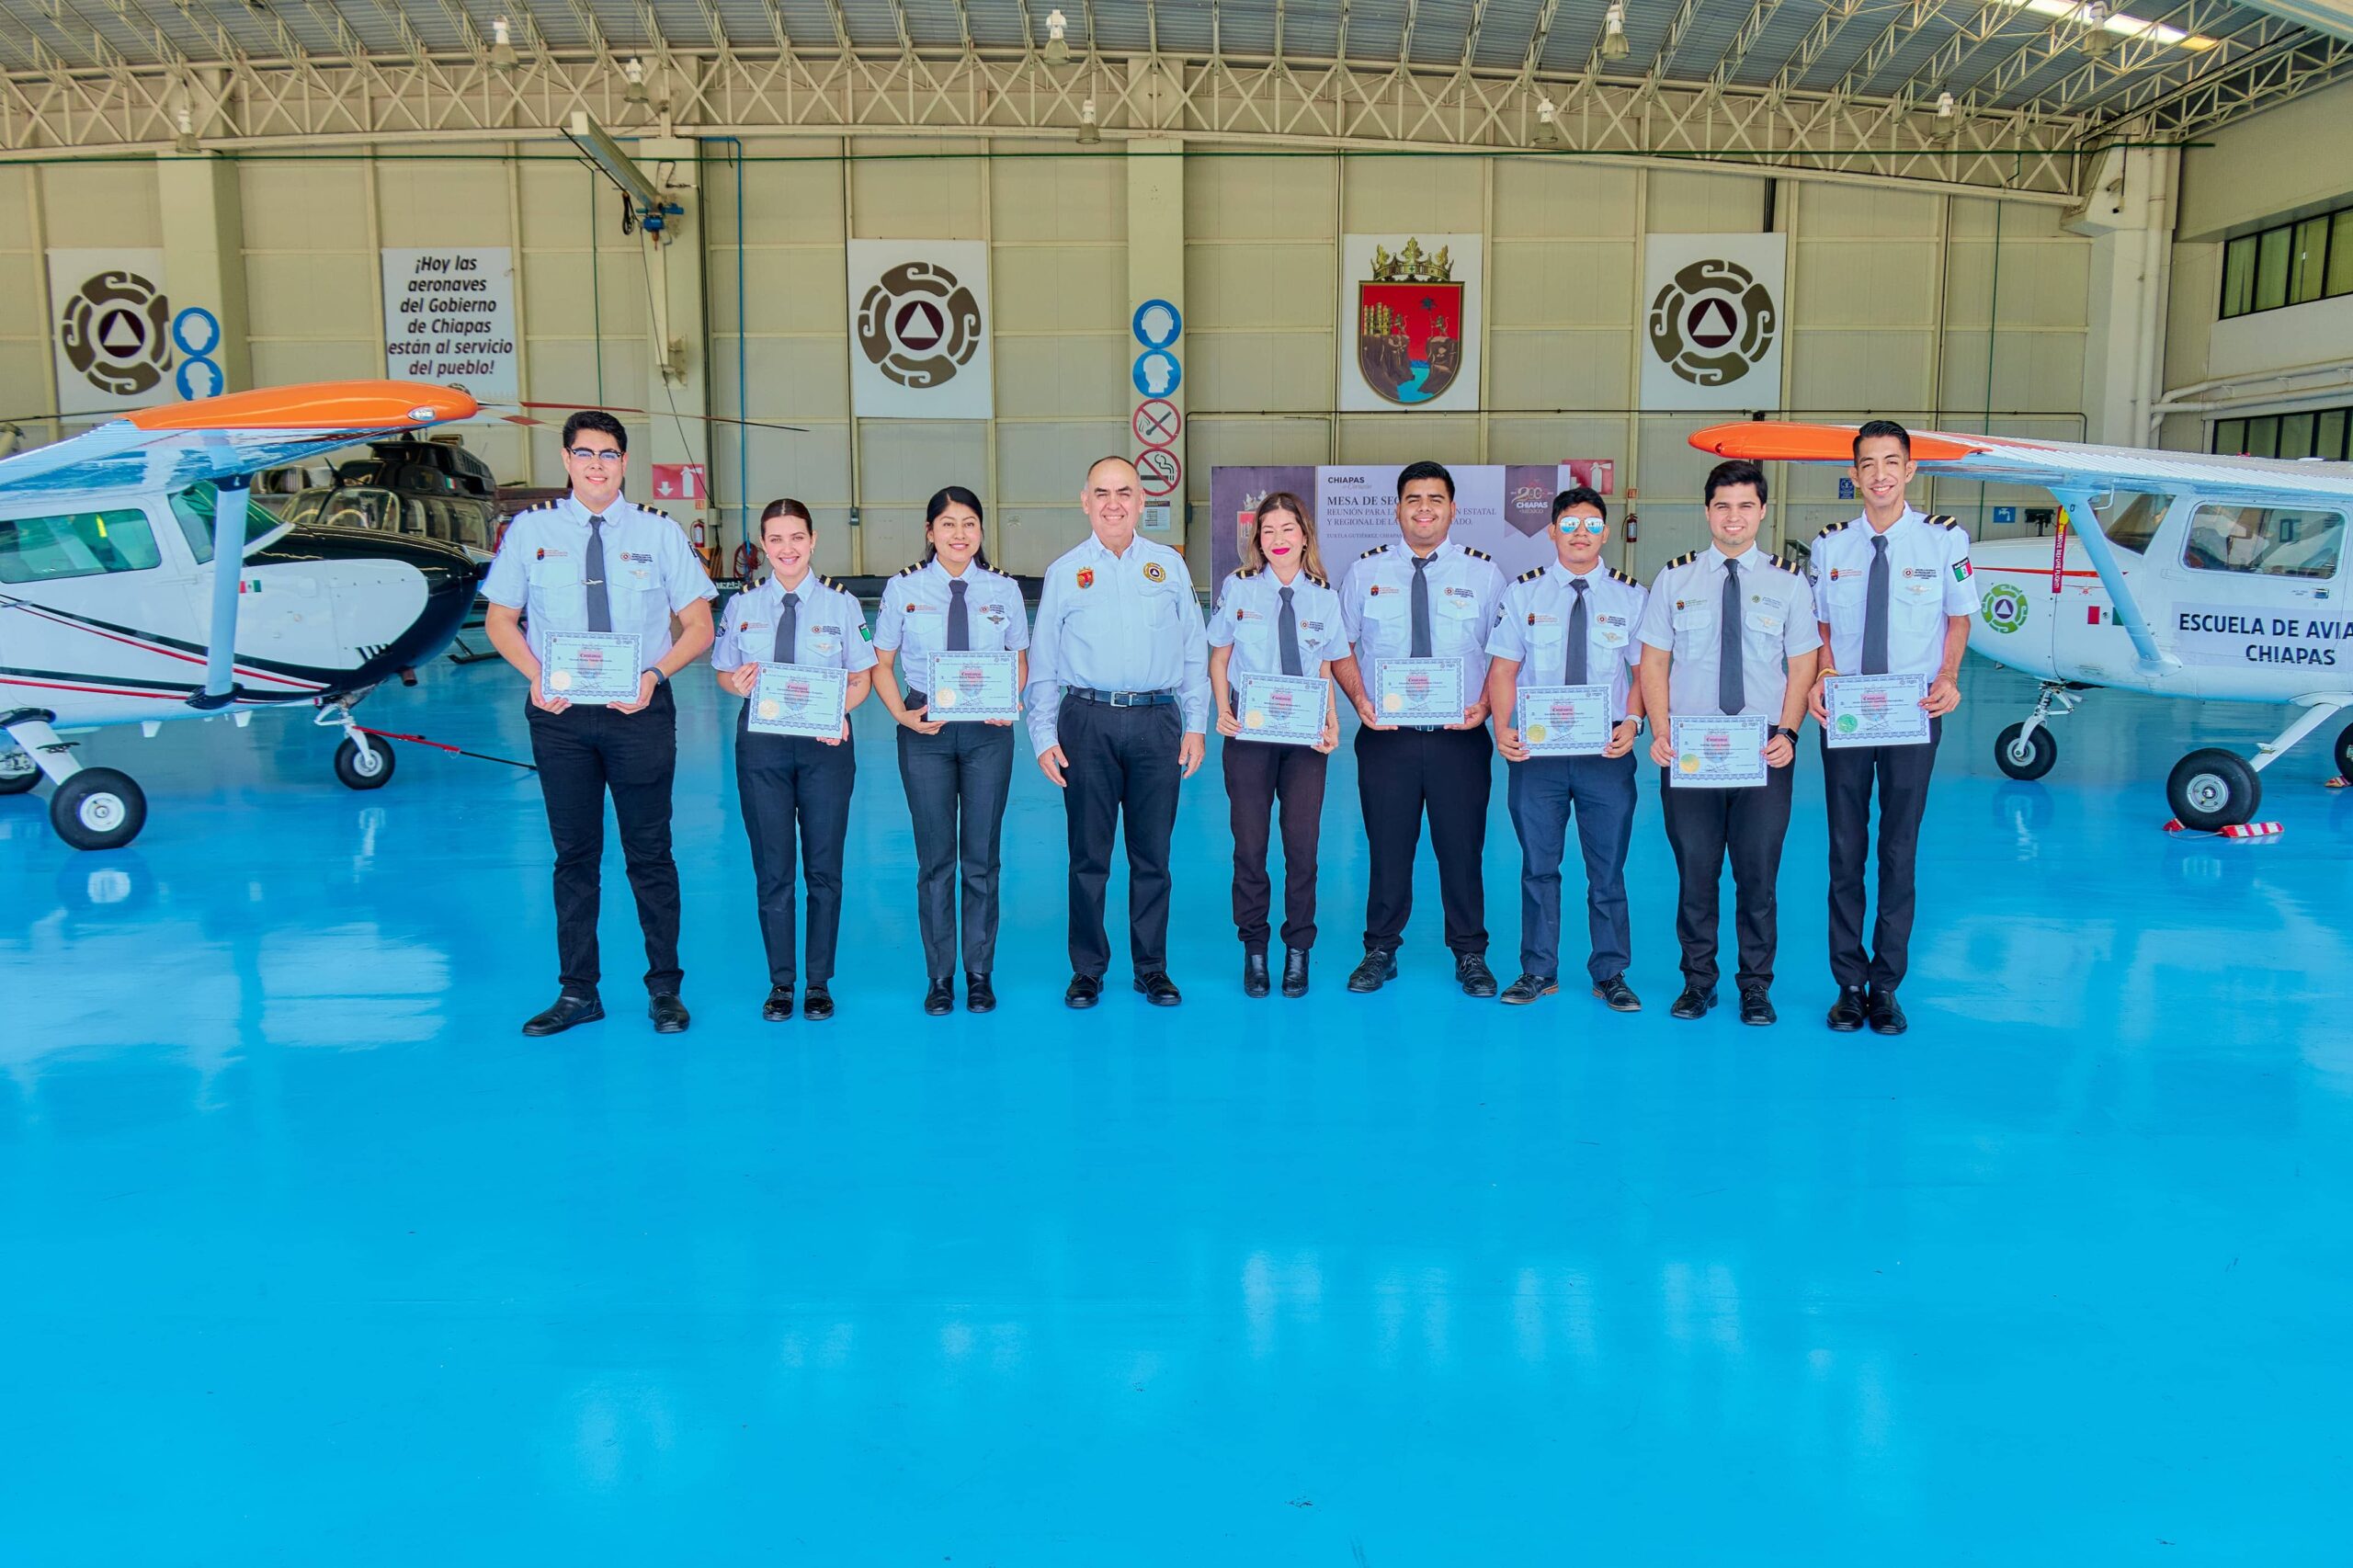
[4, 656, 2350, 1562]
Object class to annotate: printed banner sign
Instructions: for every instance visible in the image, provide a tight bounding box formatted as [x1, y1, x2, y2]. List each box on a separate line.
[1640, 233, 1787, 411]
[49, 249, 170, 411]
[1338, 234, 1483, 413]
[847, 240, 994, 418]
[1210, 464, 1595, 585]
[382, 247, 518, 407]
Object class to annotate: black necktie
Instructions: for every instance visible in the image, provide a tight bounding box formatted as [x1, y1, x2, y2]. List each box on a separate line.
[584, 515, 611, 633]
[947, 578, 970, 652]
[1719, 558, 1744, 716]
[1278, 585, 1302, 676]
[1409, 556, 1432, 658]
[1564, 578, 1589, 687]
[1862, 535, 1891, 676]
[773, 588, 797, 664]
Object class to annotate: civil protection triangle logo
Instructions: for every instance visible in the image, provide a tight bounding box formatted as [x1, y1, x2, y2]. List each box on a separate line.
[1647, 256, 1777, 389]
[1356, 238, 1463, 405]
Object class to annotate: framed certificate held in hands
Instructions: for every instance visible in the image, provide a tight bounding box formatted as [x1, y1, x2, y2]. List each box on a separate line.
[1669, 714, 1769, 789]
[748, 662, 848, 739]
[1516, 684, 1613, 756]
[1235, 671, 1329, 747]
[1373, 656, 1464, 725]
[1824, 673, 1931, 749]
[926, 649, 1020, 722]
[543, 631, 643, 706]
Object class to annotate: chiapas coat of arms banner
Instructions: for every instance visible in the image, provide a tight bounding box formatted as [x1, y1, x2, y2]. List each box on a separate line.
[1337, 233, 1483, 413]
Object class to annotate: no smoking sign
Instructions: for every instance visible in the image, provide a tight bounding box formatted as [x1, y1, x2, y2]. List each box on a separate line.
[1135, 448, 1182, 497]
[1132, 399, 1181, 449]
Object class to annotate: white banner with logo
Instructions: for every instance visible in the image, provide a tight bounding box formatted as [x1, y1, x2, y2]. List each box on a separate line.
[1640, 233, 1787, 411]
[1336, 233, 1483, 413]
[847, 240, 994, 418]
[48, 249, 171, 412]
[382, 246, 519, 408]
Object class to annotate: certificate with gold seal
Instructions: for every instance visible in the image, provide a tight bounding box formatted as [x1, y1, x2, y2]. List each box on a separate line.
[1234, 671, 1328, 747]
[925, 649, 1019, 722]
[1373, 656, 1464, 725]
[543, 631, 642, 706]
[748, 661, 847, 738]
[1668, 714, 1768, 789]
[1515, 684, 1612, 756]
[1824, 673, 1931, 749]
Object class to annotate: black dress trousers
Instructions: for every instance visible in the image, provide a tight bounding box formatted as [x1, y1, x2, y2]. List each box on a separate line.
[1222, 735, 1330, 953]
[526, 682, 683, 998]
[736, 711, 857, 988]
[1658, 758, 1795, 992]
[1059, 694, 1182, 977]
[1355, 723, 1493, 958]
[1821, 717, 1943, 993]
[897, 714, 1015, 979]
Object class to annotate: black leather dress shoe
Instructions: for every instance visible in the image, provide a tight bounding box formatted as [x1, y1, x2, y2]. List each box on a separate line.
[965, 972, 996, 1014]
[649, 993, 690, 1034]
[1346, 950, 1397, 993]
[924, 977, 954, 1016]
[1499, 973, 1557, 1006]
[1737, 984, 1777, 1027]
[761, 985, 793, 1023]
[1826, 986, 1869, 1032]
[1243, 950, 1271, 998]
[1064, 973, 1102, 1008]
[1669, 985, 1716, 1020]
[1869, 988, 1908, 1036]
[1592, 974, 1642, 1012]
[1134, 971, 1183, 1006]
[802, 985, 835, 1022]
[1456, 954, 1499, 998]
[522, 993, 603, 1037]
[1280, 948, 1311, 998]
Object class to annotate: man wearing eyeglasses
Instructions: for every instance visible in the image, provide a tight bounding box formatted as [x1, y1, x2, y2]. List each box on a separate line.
[1485, 487, 1648, 1011]
[483, 410, 717, 1039]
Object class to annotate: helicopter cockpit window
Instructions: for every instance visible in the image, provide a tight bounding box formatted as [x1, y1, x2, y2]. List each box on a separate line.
[2093, 493, 2171, 555]
[0, 507, 161, 582]
[2182, 504, 2345, 579]
[169, 483, 286, 565]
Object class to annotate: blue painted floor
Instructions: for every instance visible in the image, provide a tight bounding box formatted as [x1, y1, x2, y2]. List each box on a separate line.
[5, 653, 2352, 1563]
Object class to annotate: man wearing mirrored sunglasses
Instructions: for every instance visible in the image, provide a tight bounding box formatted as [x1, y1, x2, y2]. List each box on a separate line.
[483, 410, 716, 1039]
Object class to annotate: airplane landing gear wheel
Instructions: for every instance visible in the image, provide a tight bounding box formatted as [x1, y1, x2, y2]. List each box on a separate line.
[2167, 748, 2261, 831]
[1995, 722, 2057, 781]
[334, 734, 397, 790]
[49, 767, 146, 850]
[2335, 719, 2353, 782]
[0, 746, 38, 795]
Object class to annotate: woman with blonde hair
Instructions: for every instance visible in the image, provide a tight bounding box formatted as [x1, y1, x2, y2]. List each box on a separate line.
[1206, 491, 1347, 998]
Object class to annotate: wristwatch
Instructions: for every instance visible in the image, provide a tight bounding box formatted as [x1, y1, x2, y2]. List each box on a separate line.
[1772, 724, 1800, 744]
[646, 666, 670, 687]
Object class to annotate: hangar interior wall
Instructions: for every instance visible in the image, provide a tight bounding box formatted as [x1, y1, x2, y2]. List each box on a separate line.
[9, 142, 2094, 583]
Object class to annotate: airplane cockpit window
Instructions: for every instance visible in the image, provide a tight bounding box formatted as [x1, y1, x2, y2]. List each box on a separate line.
[2182, 504, 2345, 579]
[170, 483, 287, 565]
[0, 508, 162, 582]
[2094, 493, 2172, 555]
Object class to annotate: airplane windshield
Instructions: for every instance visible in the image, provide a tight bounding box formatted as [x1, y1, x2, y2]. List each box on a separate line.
[2092, 492, 2172, 555]
[170, 483, 286, 566]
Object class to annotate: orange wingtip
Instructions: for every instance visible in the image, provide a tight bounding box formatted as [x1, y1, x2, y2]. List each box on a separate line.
[125, 381, 478, 433]
[1688, 421, 1985, 463]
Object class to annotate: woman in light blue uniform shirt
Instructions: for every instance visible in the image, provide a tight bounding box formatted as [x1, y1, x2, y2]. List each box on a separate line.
[870, 487, 1030, 1017]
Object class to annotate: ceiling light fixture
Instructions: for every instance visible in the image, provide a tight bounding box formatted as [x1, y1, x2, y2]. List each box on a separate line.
[624, 56, 649, 105]
[1534, 95, 1564, 147]
[1600, 2, 1631, 62]
[489, 17, 519, 72]
[1936, 90, 1956, 117]
[174, 105, 199, 153]
[1044, 8, 1073, 66]
[2080, 0, 2117, 55]
[1077, 97, 1101, 144]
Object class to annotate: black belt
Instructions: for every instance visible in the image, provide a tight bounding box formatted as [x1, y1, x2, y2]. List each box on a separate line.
[1066, 687, 1175, 708]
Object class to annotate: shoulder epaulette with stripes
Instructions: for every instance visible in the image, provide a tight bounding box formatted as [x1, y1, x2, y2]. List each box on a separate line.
[648, 506, 674, 521]
[1305, 570, 1330, 588]
[1814, 518, 1853, 540]
[1776, 551, 1809, 574]
[1461, 546, 1494, 562]
[1515, 566, 1545, 585]
[1927, 513, 1967, 533]
[1608, 567, 1638, 587]
[892, 561, 923, 578]
[1234, 566, 1261, 580]
[1359, 543, 1392, 560]
[820, 574, 848, 594]
[1665, 550, 1699, 570]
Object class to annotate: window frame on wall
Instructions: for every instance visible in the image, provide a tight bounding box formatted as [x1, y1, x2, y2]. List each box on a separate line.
[2220, 199, 2353, 321]
[2211, 403, 2353, 463]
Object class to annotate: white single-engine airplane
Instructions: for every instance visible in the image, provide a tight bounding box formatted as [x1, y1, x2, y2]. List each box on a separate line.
[1691, 422, 2353, 829]
[1, 380, 484, 850]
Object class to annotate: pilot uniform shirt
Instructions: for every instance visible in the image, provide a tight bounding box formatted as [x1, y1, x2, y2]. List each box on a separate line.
[1024, 533, 1211, 754]
[871, 560, 1031, 692]
[1485, 561, 1649, 722]
[482, 494, 715, 669]
[1808, 507, 1982, 679]
[1338, 539, 1508, 717]
[711, 573, 878, 682]
[1636, 545, 1822, 720]
[1208, 568, 1349, 677]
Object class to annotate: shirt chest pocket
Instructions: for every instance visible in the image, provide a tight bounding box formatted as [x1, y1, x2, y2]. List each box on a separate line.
[528, 556, 586, 624]
[1671, 605, 1715, 638]
[608, 561, 657, 622]
[1523, 619, 1566, 661]
[1895, 573, 1945, 613]
[1144, 582, 1187, 630]
[1744, 600, 1789, 638]
[1433, 593, 1483, 653]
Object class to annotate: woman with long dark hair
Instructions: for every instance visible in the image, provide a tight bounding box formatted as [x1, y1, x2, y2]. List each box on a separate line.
[871, 487, 1030, 1015]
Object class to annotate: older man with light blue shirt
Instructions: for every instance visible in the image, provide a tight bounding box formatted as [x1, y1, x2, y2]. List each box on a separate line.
[1025, 455, 1211, 1009]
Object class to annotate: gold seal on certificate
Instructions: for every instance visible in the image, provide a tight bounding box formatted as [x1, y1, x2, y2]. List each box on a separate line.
[1516, 684, 1612, 756]
[1373, 657, 1463, 724]
[1824, 673, 1932, 749]
[748, 661, 848, 738]
[1234, 671, 1328, 746]
[543, 631, 642, 705]
[1668, 714, 1769, 789]
[925, 650, 1019, 722]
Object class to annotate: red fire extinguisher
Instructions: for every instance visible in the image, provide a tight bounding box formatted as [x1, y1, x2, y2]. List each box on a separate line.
[691, 517, 708, 550]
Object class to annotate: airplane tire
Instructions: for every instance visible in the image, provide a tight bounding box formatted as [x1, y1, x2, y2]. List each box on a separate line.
[2335, 720, 2353, 783]
[334, 734, 398, 790]
[2167, 748, 2261, 831]
[49, 767, 146, 851]
[1995, 722, 2057, 781]
[0, 747, 39, 795]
